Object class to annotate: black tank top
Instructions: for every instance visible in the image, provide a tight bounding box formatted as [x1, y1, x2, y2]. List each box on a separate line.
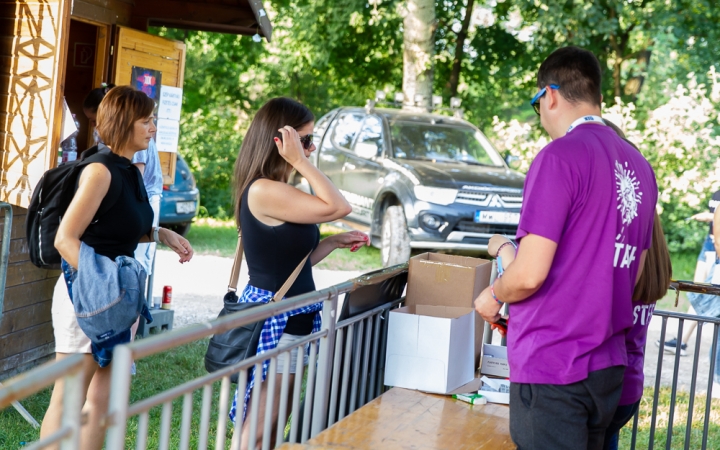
[79, 149, 154, 260]
[240, 179, 320, 335]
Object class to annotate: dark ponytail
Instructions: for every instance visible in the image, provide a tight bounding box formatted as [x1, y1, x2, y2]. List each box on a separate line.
[83, 83, 116, 112]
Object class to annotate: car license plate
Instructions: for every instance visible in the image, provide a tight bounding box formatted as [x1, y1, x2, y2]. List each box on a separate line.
[176, 201, 196, 214]
[474, 211, 520, 225]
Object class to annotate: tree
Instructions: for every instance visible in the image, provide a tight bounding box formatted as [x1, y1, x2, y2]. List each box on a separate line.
[401, 0, 436, 110]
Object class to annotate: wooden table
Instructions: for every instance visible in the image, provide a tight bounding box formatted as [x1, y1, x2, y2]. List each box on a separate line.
[280, 387, 515, 449]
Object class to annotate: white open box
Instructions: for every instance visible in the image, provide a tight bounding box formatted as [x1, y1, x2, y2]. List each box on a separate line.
[480, 376, 510, 404]
[385, 304, 476, 394]
[480, 343, 510, 378]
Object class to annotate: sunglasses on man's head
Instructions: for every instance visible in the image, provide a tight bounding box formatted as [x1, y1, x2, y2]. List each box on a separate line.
[530, 84, 560, 115]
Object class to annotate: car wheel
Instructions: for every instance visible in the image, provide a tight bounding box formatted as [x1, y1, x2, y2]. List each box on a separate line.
[381, 205, 411, 267]
[170, 222, 191, 237]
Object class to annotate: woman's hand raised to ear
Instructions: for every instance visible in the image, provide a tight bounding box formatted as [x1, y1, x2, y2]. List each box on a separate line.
[274, 126, 307, 168]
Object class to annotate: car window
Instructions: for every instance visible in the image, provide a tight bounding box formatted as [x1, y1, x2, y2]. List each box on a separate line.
[352, 115, 384, 159]
[389, 121, 504, 167]
[314, 111, 335, 148]
[330, 112, 365, 149]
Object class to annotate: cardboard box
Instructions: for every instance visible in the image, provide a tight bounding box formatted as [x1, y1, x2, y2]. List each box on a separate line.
[481, 343, 510, 378]
[385, 304, 476, 393]
[479, 376, 510, 404]
[406, 253, 492, 366]
[384, 253, 492, 394]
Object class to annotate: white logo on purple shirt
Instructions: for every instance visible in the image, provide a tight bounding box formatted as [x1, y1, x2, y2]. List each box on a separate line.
[615, 160, 643, 229]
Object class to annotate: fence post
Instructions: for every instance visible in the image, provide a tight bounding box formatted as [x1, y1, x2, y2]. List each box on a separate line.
[105, 344, 134, 450]
[59, 363, 85, 450]
[310, 289, 339, 437]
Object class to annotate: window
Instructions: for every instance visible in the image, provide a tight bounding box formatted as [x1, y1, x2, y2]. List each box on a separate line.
[353, 115, 384, 159]
[389, 121, 504, 167]
[330, 112, 365, 149]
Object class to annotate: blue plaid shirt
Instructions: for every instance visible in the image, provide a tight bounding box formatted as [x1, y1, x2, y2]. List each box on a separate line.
[229, 284, 322, 423]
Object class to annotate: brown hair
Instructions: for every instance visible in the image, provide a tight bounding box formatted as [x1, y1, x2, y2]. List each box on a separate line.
[233, 97, 314, 226]
[634, 213, 673, 303]
[537, 46, 602, 107]
[604, 118, 671, 303]
[96, 86, 155, 154]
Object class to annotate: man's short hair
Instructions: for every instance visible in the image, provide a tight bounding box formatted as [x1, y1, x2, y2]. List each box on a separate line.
[537, 46, 602, 107]
[96, 86, 155, 154]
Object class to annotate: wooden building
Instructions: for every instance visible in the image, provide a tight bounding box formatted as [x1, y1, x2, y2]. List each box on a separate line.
[0, 0, 272, 380]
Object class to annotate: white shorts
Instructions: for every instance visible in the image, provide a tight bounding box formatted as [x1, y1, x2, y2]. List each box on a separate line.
[275, 333, 310, 374]
[51, 277, 139, 354]
[51, 276, 91, 354]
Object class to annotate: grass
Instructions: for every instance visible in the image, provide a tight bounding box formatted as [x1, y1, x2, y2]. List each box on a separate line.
[183, 218, 382, 271]
[618, 386, 720, 449]
[3, 345, 719, 449]
[0, 340, 230, 449]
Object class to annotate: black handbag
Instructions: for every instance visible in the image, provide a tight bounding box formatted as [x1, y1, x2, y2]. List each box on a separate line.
[204, 229, 310, 383]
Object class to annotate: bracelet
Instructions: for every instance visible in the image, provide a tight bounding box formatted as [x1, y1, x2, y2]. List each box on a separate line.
[153, 227, 161, 244]
[495, 240, 516, 258]
[490, 282, 503, 305]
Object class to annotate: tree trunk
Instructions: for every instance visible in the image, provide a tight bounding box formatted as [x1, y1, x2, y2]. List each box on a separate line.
[446, 0, 475, 98]
[402, 0, 436, 111]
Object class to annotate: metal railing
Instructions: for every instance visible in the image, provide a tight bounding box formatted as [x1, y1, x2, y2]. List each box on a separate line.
[103, 264, 407, 449]
[0, 354, 85, 450]
[3, 262, 720, 449]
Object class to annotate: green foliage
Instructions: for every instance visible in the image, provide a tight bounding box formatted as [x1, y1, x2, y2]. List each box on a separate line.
[151, 0, 720, 226]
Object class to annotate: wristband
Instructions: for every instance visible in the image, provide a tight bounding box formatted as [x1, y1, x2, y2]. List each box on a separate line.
[153, 227, 161, 244]
[495, 240, 516, 258]
[490, 282, 503, 305]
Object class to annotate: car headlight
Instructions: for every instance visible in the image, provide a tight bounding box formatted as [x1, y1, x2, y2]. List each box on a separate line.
[414, 186, 458, 205]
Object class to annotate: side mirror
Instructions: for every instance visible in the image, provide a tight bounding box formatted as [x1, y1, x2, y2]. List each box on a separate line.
[355, 142, 380, 160]
[505, 154, 520, 169]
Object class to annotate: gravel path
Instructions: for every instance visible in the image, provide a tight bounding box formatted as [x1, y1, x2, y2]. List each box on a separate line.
[150, 249, 362, 329]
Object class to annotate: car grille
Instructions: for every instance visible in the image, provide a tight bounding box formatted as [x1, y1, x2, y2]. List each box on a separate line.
[455, 185, 523, 208]
[453, 219, 518, 235]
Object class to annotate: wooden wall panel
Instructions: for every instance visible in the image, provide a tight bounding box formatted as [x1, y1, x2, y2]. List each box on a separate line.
[0, 0, 71, 208]
[0, 204, 60, 381]
[114, 26, 185, 184]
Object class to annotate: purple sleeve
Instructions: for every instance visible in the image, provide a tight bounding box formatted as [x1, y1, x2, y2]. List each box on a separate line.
[516, 150, 574, 244]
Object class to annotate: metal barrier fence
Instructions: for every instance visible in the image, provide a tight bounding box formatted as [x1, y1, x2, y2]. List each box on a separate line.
[2, 264, 720, 449]
[102, 264, 407, 450]
[0, 354, 85, 450]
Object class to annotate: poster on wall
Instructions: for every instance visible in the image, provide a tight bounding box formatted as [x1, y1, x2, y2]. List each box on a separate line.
[131, 66, 162, 102]
[158, 86, 182, 121]
[156, 118, 180, 153]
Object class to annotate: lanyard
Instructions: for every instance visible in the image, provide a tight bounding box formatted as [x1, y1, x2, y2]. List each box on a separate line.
[567, 115, 605, 133]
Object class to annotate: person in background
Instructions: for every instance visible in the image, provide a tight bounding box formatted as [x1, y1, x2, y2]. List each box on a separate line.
[229, 97, 368, 450]
[474, 46, 657, 449]
[83, 83, 115, 146]
[656, 189, 720, 356]
[84, 83, 164, 277]
[131, 130, 164, 278]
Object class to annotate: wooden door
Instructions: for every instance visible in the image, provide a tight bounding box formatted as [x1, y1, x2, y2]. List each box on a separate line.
[112, 26, 186, 184]
[0, 0, 72, 207]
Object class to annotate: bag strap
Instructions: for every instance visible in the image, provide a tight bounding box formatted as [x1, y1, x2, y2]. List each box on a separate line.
[227, 228, 244, 292]
[227, 228, 311, 303]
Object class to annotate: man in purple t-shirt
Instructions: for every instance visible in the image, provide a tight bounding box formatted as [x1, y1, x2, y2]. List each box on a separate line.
[475, 46, 657, 449]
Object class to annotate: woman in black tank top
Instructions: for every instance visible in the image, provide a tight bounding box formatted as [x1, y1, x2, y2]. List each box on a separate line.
[230, 98, 369, 449]
[42, 87, 195, 450]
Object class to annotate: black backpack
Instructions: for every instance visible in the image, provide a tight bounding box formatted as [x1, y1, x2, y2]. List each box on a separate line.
[27, 146, 121, 269]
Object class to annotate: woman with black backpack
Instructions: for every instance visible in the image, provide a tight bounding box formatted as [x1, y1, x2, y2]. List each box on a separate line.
[40, 86, 194, 450]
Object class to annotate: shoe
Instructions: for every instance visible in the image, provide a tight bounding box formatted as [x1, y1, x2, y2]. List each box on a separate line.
[656, 338, 688, 356]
